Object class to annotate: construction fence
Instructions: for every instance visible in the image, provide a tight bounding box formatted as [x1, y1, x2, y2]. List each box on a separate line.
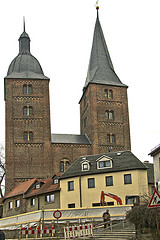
[0, 205, 133, 230]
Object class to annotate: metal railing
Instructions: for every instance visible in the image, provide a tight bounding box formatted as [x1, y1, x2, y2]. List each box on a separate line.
[94, 219, 130, 238]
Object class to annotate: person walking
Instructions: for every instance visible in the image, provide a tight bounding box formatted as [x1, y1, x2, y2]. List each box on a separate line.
[103, 209, 110, 229]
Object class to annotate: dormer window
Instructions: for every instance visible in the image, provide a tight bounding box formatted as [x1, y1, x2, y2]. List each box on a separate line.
[82, 163, 89, 171]
[81, 160, 90, 171]
[97, 156, 112, 169]
[54, 179, 59, 184]
[35, 183, 41, 189]
[98, 160, 111, 168]
[35, 181, 43, 190]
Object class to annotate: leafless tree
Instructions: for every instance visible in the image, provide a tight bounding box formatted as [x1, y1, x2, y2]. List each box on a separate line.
[0, 144, 5, 198]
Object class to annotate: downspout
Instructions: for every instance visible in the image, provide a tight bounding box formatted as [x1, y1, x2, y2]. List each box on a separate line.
[79, 175, 82, 207]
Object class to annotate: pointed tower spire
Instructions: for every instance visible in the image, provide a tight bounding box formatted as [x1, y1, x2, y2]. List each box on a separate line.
[83, 8, 127, 91]
[18, 18, 30, 54]
[23, 16, 26, 32]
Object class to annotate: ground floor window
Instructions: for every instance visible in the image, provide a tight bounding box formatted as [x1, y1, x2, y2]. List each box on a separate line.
[68, 203, 75, 208]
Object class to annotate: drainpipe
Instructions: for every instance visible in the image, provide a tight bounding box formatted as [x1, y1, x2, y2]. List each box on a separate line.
[79, 175, 82, 207]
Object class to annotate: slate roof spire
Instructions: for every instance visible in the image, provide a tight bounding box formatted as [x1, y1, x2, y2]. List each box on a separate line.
[6, 19, 48, 79]
[83, 7, 127, 91]
[18, 17, 30, 54]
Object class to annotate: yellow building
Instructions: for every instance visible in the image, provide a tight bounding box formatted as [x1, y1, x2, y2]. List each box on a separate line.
[60, 151, 153, 209]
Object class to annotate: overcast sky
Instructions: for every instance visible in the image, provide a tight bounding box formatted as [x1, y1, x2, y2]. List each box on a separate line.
[0, 0, 159, 162]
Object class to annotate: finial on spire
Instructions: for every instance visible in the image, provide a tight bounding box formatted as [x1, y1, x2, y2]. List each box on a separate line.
[23, 16, 26, 32]
[95, 0, 99, 10]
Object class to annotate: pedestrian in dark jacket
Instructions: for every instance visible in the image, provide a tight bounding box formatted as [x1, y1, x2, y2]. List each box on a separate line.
[103, 209, 110, 229]
[0, 230, 5, 240]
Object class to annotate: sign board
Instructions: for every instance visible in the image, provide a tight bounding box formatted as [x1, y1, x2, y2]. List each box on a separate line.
[53, 210, 62, 219]
[148, 188, 160, 208]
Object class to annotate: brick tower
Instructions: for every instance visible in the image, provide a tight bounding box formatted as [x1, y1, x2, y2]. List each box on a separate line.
[4, 25, 52, 193]
[4, 8, 131, 194]
[80, 8, 131, 154]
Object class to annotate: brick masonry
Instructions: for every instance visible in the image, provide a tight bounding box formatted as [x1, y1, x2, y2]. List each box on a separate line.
[5, 78, 131, 194]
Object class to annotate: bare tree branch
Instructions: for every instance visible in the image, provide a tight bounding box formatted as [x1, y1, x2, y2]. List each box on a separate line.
[0, 144, 5, 198]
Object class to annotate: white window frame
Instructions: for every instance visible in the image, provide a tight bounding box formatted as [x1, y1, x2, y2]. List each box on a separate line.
[46, 194, 54, 203]
[8, 201, 13, 210]
[54, 179, 59, 184]
[31, 198, 35, 206]
[81, 160, 90, 171]
[97, 156, 112, 169]
[15, 199, 20, 208]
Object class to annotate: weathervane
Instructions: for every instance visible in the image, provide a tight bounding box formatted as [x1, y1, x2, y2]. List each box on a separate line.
[95, 0, 99, 9]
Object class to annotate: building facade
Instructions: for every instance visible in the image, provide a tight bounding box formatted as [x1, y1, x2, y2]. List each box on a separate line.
[149, 144, 160, 190]
[4, 9, 131, 194]
[2, 176, 60, 218]
[60, 151, 150, 209]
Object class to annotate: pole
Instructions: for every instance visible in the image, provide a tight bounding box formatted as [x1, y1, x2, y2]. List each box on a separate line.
[57, 219, 59, 240]
[155, 207, 160, 240]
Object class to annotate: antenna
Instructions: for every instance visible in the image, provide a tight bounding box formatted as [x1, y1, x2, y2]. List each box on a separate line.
[23, 16, 26, 32]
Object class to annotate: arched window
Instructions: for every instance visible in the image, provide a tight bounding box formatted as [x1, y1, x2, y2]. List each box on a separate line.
[109, 90, 113, 99]
[29, 106, 33, 116]
[60, 161, 64, 172]
[106, 110, 114, 120]
[104, 89, 108, 98]
[23, 84, 32, 95]
[104, 89, 113, 99]
[28, 85, 32, 94]
[60, 159, 70, 172]
[24, 131, 33, 141]
[23, 106, 27, 116]
[23, 84, 27, 94]
[107, 134, 115, 144]
[23, 106, 33, 116]
[29, 132, 33, 141]
[112, 134, 115, 143]
[24, 132, 28, 141]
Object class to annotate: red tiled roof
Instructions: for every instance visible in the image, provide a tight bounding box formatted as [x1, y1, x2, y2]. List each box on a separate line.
[25, 177, 60, 198]
[4, 176, 60, 200]
[4, 178, 37, 199]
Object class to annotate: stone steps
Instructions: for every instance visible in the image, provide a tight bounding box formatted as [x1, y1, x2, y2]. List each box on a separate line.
[93, 230, 136, 239]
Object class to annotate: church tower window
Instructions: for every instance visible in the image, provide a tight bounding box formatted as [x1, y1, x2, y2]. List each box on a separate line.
[109, 90, 113, 99]
[60, 159, 70, 172]
[23, 106, 27, 116]
[23, 84, 27, 94]
[28, 84, 32, 94]
[107, 134, 115, 144]
[104, 89, 113, 99]
[23, 106, 33, 116]
[23, 84, 32, 95]
[106, 110, 114, 120]
[29, 106, 33, 116]
[24, 131, 33, 141]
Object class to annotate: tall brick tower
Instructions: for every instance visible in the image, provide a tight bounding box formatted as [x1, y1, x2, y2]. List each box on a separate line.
[80, 8, 131, 154]
[4, 25, 52, 194]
